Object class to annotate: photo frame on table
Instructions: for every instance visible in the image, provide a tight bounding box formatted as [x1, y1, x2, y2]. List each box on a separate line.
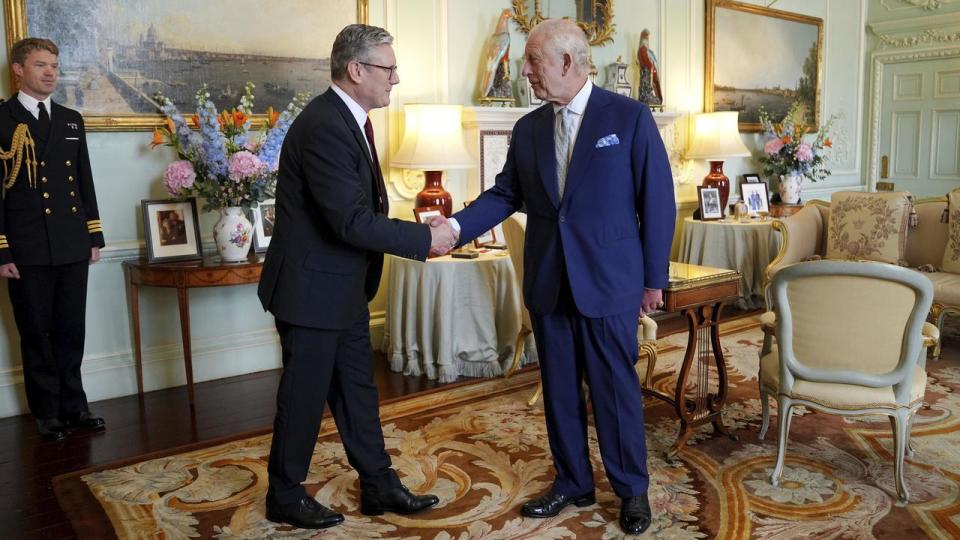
[705, 0, 823, 131]
[479, 130, 512, 192]
[743, 173, 761, 184]
[141, 198, 202, 263]
[250, 198, 276, 253]
[462, 200, 499, 248]
[413, 205, 444, 224]
[739, 182, 770, 216]
[697, 186, 724, 221]
[3, 0, 368, 131]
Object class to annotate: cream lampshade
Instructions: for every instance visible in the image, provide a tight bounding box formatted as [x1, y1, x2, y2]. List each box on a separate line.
[391, 104, 475, 216]
[686, 111, 751, 212]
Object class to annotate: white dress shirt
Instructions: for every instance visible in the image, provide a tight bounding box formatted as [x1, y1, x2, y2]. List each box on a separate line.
[330, 83, 374, 160]
[17, 92, 53, 121]
[553, 79, 592, 163]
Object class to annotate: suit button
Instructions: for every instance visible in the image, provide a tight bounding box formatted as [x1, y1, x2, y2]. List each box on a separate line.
[65, 160, 72, 166]
[72, 207, 77, 213]
[559, 216, 566, 223]
[40, 161, 45, 167]
[68, 176, 74, 182]
[41, 176, 48, 183]
[45, 208, 51, 215]
[70, 191, 75, 197]
[43, 192, 50, 199]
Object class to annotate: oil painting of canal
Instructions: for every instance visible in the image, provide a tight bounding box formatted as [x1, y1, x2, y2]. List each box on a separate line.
[8, 0, 360, 129]
[705, 0, 822, 131]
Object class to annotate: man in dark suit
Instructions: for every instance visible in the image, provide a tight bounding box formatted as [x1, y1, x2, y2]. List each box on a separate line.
[0, 38, 106, 441]
[257, 24, 456, 530]
[450, 20, 676, 535]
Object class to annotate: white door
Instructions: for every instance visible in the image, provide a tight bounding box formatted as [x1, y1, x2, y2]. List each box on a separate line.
[877, 57, 960, 196]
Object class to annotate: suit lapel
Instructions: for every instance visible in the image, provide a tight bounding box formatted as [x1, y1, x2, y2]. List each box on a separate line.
[324, 88, 377, 179]
[9, 96, 35, 127]
[561, 86, 611, 205]
[533, 105, 560, 208]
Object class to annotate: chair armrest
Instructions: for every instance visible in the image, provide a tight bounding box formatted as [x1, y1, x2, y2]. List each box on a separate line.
[764, 207, 825, 285]
[760, 311, 776, 336]
[923, 321, 940, 348]
[639, 315, 658, 342]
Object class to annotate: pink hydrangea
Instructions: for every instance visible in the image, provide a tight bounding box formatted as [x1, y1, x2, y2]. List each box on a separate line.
[764, 138, 784, 155]
[227, 150, 265, 183]
[243, 138, 262, 153]
[795, 142, 814, 162]
[163, 160, 196, 196]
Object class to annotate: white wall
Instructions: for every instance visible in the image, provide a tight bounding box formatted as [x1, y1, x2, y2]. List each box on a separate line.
[0, 0, 873, 417]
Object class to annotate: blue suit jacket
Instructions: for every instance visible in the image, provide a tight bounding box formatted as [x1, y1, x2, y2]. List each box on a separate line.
[452, 85, 676, 318]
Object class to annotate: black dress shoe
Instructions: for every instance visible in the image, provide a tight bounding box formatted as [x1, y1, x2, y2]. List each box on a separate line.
[521, 490, 596, 518]
[36, 418, 67, 441]
[360, 485, 440, 516]
[266, 495, 344, 529]
[61, 411, 106, 431]
[620, 492, 652, 535]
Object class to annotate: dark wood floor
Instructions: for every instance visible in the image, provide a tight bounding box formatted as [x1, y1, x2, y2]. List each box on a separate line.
[0, 309, 741, 539]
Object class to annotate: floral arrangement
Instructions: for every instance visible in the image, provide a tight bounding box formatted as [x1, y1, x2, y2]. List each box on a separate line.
[151, 82, 310, 211]
[757, 102, 834, 183]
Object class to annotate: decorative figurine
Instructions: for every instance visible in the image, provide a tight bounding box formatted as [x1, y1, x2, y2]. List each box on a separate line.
[604, 56, 632, 97]
[636, 28, 663, 109]
[478, 9, 514, 106]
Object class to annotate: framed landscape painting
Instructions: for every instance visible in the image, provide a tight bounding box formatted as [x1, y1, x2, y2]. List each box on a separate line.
[3, 0, 368, 131]
[705, 0, 822, 131]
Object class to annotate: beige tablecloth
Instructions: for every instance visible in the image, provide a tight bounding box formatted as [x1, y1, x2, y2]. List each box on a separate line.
[383, 252, 536, 383]
[678, 217, 782, 310]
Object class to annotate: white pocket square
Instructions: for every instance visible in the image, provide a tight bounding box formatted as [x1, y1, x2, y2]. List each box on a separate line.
[595, 134, 619, 148]
[65, 137, 79, 141]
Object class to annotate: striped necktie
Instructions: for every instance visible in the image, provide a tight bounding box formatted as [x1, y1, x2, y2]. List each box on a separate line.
[555, 107, 572, 197]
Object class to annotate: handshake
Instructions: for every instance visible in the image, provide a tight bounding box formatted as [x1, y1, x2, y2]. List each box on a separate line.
[427, 215, 460, 257]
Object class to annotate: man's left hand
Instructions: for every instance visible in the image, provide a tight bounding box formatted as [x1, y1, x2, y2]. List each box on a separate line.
[90, 247, 101, 264]
[640, 288, 663, 315]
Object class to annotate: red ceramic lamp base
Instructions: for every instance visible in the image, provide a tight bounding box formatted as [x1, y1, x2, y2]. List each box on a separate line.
[701, 160, 730, 212]
[415, 170, 452, 217]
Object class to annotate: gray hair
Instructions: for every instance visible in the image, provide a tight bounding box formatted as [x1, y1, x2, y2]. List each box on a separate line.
[530, 19, 591, 71]
[330, 24, 394, 81]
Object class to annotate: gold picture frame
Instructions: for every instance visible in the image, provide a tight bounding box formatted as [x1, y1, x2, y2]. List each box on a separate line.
[705, 0, 823, 132]
[511, 0, 616, 47]
[3, 0, 368, 131]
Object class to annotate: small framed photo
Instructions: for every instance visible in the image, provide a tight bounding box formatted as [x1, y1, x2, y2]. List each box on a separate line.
[414, 205, 444, 224]
[141, 198, 202, 263]
[740, 182, 770, 216]
[462, 200, 498, 248]
[697, 186, 724, 221]
[250, 199, 276, 253]
[743, 173, 761, 184]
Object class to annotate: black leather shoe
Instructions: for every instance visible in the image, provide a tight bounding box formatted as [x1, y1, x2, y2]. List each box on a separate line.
[36, 418, 67, 441]
[521, 491, 596, 518]
[62, 411, 106, 431]
[360, 485, 440, 516]
[620, 492, 652, 535]
[266, 495, 344, 529]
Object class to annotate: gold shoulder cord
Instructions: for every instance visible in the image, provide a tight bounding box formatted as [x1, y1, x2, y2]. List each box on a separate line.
[1, 124, 38, 190]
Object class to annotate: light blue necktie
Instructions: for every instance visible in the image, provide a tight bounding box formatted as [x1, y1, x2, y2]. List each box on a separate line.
[555, 107, 572, 197]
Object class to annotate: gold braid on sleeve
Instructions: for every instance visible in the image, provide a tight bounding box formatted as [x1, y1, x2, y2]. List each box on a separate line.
[1, 124, 38, 190]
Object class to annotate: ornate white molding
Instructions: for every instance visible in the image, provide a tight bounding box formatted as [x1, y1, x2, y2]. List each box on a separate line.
[881, 0, 957, 10]
[877, 29, 960, 49]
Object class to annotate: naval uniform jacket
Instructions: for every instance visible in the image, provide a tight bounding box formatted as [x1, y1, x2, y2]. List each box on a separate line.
[0, 96, 104, 266]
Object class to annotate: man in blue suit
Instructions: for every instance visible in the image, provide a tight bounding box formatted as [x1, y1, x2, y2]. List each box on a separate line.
[450, 19, 675, 535]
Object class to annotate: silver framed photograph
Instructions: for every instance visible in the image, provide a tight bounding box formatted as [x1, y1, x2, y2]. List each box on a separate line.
[740, 182, 770, 216]
[697, 186, 724, 221]
[250, 198, 276, 253]
[141, 198, 202, 263]
[479, 130, 511, 193]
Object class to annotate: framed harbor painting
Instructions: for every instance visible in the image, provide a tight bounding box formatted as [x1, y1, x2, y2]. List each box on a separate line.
[705, 0, 822, 132]
[3, 0, 368, 131]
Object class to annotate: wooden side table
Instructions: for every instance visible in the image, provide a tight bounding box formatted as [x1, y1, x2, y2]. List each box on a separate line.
[646, 262, 741, 458]
[769, 203, 803, 218]
[122, 256, 263, 406]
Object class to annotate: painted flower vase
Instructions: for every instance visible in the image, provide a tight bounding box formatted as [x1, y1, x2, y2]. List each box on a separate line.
[213, 206, 253, 262]
[778, 173, 802, 205]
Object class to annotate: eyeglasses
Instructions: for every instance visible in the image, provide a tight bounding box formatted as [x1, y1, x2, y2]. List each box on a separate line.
[358, 61, 398, 78]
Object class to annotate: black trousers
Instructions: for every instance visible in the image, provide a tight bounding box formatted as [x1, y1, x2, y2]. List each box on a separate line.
[7, 260, 90, 420]
[267, 311, 400, 504]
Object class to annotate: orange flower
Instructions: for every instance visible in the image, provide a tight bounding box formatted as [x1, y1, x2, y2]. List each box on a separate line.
[164, 117, 175, 134]
[266, 106, 280, 128]
[150, 128, 166, 148]
[824, 138, 832, 148]
[233, 109, 249, 126]
[782, 135, 792, 144]
[191, 114, 200, 128]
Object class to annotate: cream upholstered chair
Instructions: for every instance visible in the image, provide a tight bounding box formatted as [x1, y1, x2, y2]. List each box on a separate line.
[758, 260, 936, 505]
[500, 213, 659, 406]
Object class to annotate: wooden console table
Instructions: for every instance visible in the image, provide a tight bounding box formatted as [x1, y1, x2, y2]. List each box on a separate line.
[123, 256, 263, 406]
[646, 262, 741, 458]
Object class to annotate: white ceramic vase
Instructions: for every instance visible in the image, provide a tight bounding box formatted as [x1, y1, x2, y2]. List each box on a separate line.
[213, 206, 253, 262]
[778, 173, 802, 205]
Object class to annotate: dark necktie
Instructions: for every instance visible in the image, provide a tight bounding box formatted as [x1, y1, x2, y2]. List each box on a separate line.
[37, 101, 51, 135]
[363, 117, 387, 214]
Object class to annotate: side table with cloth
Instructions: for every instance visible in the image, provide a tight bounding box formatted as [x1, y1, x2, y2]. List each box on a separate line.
[384, 252, 537, 383]
[678, 216, 782, 309]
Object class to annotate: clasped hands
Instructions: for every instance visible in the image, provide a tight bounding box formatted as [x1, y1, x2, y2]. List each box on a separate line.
[427, 215, 459, 256]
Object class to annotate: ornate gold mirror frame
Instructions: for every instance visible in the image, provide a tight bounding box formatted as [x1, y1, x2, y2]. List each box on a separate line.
[511, 0, 616, 47]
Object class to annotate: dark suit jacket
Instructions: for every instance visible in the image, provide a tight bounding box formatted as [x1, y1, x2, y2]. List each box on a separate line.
[258, 88, 431, 329]
[0, 95, 104, 266]
[453, 85, 676, 318]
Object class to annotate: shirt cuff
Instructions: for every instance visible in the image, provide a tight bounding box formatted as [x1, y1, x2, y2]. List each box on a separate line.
[448, 218, 461, 233]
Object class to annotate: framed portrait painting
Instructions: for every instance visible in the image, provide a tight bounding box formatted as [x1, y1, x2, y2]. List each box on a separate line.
[141, 198, 202, 263]
[3, 0, 368, 131]
[697, 186, 724, 221]
[250, 198, 275, 253]
[479, 130, 511, 193]
[705, 0, 823, 131]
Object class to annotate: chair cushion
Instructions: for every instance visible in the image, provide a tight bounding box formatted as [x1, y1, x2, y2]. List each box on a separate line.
[760, 346, 926, 409]
[942, 189, 960, 273]
[825, 191, 913, 265]
[926, 271, 960, 307]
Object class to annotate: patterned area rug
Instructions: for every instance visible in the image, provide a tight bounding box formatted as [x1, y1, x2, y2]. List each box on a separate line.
[54, 317, 960, 539]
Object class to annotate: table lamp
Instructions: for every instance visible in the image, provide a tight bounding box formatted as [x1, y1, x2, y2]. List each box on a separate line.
[685, 111, 751, 212]
[391, 104, 475, 217]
